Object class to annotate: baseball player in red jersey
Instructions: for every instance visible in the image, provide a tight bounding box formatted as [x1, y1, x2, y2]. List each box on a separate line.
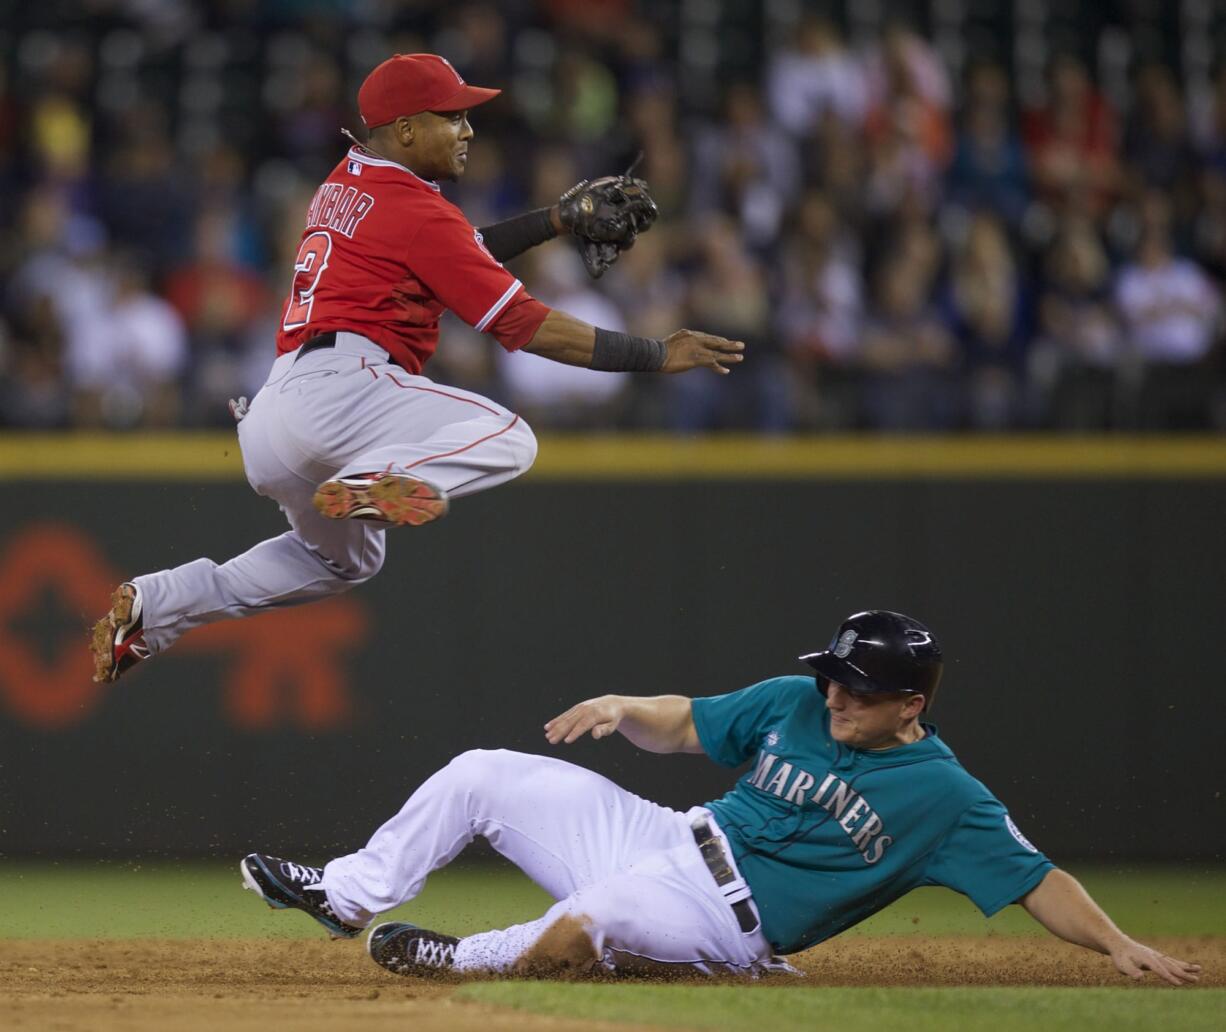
[91, 53, 743, 683]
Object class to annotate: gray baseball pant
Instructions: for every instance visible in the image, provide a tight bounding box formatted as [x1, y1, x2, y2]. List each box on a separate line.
[133, 333, 538, 654]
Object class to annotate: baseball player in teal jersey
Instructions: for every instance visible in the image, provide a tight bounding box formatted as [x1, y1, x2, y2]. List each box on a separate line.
[239, 610, 1201, 985]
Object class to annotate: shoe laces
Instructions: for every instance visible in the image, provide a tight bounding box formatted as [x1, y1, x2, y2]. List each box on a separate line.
[282, 861, 324, 886]
[413, 936, 456, 968]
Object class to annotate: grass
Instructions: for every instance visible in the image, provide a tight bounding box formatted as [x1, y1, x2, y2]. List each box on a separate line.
[457, 984, 1226, 1032]
[2, 859, 1223, 940]
[5, 861, 1221, 1031]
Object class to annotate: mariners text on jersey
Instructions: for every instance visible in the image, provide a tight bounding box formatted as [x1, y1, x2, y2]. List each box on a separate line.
[746, 752, 890, 863]
[690, 675, 1053, 955]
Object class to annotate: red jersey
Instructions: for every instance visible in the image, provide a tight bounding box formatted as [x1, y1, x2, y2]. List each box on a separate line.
[275, 146, 549, 373]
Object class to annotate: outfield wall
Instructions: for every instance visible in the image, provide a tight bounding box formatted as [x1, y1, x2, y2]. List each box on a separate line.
[1, 435, 1223, 861]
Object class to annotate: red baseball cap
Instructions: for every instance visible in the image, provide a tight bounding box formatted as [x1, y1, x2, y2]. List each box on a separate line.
[358, 53, 501, 128]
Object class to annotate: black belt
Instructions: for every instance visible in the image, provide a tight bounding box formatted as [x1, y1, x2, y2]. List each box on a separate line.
[294, 332, 337, 361]
[692, 819, 759, 934]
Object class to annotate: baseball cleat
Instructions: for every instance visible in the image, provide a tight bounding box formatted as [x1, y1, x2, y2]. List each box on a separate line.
[313, 473, 449, 527]
[367, 922, 460, 977]
[240, 852, 364, 939]
[90, 583, 149, 683]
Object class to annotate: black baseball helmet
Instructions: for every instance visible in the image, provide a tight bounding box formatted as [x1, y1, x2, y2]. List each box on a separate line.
[800, 610, 944, 711]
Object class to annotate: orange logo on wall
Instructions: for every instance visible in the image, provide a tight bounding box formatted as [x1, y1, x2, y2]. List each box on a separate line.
[0, 524, 368, 730]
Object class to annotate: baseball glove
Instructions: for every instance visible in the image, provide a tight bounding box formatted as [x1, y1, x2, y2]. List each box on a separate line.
[559, 156, 659, 279]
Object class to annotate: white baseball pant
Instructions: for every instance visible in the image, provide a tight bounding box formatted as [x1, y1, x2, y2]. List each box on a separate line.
[132, 333, 537, 653]
[321, 749, 789, 976]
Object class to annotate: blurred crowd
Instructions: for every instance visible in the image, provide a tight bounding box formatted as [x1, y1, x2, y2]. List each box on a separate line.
[2, 0, 1225, 433]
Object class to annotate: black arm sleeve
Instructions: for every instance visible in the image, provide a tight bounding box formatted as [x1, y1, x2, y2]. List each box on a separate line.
[477, 208, 558, 263]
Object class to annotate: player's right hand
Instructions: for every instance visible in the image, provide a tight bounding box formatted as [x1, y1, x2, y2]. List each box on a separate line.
[661, 330, 745, 375]
[1109, 938, 1202, 986]
[545, 696, 625, 745]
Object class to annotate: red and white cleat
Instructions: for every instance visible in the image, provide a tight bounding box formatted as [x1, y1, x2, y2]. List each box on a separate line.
[312, 473, 449, 527]
[90, 583, 150, 683]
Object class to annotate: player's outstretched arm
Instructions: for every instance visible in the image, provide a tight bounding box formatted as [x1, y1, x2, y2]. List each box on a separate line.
[476, 207, 565, 264]
[524, 309, 744, 374]
[1020, 868, 1201, 986]
[544, 694, 703, 754]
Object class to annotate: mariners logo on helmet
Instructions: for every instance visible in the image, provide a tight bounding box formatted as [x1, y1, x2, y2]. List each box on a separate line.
[834, 629, 858, 658]
[799, 610, 944, 711]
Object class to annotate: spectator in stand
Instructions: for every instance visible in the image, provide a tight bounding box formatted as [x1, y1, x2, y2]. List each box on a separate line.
[6, 189, 112, 403]
[25, 37, 94, 201]
[811, 114, 867, 230]
[0, 58, 18, 191]
[666, 217, 785, 431]
[66, 253, 188, 429]
[690, 82, 801, 251]
[440, 3, 513, 87]
[1032, 217, 1121, 428]
[624, 84, 689, 220]
[947, 62, 1031, 230]
[943, 212, 1029, 429]
[1191, 63, 1226, 167]
[862, 28, 953, 225]
[1023, 54, 1120, 221]
[863, 21, 953, 116]
[767, 17, 866, 138]
[1190, 66, 1226, 282]
[96, 114, 193, 269]
[1124, 64, 1198, 230]
[858, 237, 958, 430]
[193, 144, 267, 270]
[1114, 192, 1222, 428]
[603, 225, 687, 342]
[549, 49, 620, 144]
[777, 190, 865, 429]
[271, 52, 351, 184]
[163, 207, 272, 425]
[495, 247, 630, 429]
[0, 299, 71, 428]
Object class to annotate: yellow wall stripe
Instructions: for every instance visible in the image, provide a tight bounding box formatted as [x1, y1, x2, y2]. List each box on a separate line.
[3, 433, 1226, 480]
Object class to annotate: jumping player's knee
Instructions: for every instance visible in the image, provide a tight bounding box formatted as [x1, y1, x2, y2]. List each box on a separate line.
[508, 417, 538, 474]
[351, 538, 386, 582]
[511, 914, 600, 977]
[323, 533, 385, 585]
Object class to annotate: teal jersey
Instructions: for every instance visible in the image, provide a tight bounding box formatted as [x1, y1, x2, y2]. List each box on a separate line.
[691, 676, 1053, 955]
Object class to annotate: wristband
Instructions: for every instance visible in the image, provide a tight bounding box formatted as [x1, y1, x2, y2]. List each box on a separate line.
[590, 328, 667, 372]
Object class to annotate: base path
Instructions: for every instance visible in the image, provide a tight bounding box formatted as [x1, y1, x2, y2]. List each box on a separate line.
[3, 937, 1221, 1032]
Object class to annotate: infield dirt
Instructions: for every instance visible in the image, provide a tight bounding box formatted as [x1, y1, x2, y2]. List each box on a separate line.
[3, 936, 1221, 1032]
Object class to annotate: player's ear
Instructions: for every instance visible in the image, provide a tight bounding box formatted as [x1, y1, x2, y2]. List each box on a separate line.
[393, 116, 415, 146]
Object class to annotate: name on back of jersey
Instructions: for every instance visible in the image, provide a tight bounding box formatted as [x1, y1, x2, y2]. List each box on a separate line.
[305, 182, 376, 239]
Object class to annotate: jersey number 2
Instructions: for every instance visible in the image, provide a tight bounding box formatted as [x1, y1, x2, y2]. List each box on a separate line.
[283, 231, 333, 330]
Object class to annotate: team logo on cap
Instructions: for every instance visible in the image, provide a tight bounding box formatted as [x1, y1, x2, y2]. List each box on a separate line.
[437, 55, 465, 86]
[834, 629, 858, 658]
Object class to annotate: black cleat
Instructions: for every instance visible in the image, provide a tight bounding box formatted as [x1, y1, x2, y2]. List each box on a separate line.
[367, 922, 460, 976]
[240, 852, 364, 939]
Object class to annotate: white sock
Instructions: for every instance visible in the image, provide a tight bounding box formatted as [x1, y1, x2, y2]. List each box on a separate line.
[451, 915, 556, 972]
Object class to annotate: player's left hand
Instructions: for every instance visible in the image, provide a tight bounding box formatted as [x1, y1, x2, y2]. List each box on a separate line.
[558, 164, 659, 279]
[1109, 938, 1201, 986]
[544, 696, 626, 745]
